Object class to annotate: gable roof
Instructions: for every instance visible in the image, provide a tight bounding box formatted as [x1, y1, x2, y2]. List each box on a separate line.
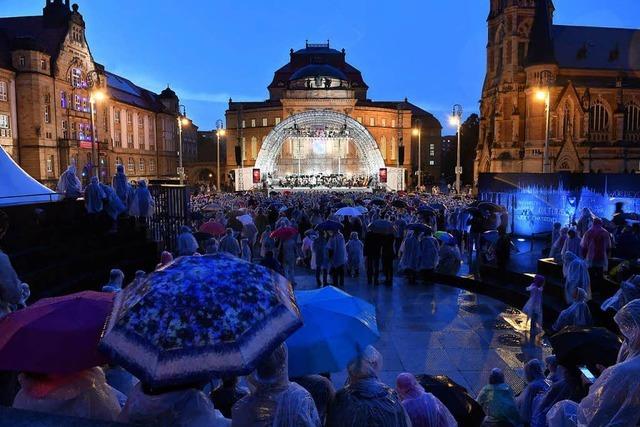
[553, 25, 640, 71]
[105, 71, 164, 112]
[0, 15, 68, 70]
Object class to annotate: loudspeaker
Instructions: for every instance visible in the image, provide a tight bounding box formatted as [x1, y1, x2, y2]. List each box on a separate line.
[234, 146, 241, 166]
[398, 145, 405, 166]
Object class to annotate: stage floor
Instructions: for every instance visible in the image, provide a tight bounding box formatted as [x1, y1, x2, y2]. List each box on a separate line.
[270, 186, 374, 193]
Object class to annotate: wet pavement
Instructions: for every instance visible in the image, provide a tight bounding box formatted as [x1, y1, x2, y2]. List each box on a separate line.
[294, 266, 552, 395]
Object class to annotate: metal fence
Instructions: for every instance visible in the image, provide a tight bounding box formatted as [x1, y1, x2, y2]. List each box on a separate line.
[147, 185, 190, 252]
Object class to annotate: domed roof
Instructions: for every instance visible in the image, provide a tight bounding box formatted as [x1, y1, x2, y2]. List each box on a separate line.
[289, 64, 348, 82]
[159, 86, 177, 99]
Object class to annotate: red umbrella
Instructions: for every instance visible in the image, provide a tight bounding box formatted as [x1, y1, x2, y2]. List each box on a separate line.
[199, 221, 225, 236]
[0, 291, 114, 374]
[270, 226, 298, 241]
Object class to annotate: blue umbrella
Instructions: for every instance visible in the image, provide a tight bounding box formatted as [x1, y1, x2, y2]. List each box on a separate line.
[287, 286, 379, 377]
[316, 220, 343, 232]
[99, 254, 302, 389]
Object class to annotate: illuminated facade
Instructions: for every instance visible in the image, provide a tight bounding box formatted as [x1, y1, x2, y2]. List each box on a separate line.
[476, 0, 640, 180]
[225, 42, 441, 187]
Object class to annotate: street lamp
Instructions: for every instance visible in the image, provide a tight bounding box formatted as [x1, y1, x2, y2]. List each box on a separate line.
[412, 121, 422, 190]
[215, 119, 225, 192]
[89, 88, 106, 181]
[450, 104, 463, 194]
[177, 105, 189, 185]
[535, 70, 554, 173]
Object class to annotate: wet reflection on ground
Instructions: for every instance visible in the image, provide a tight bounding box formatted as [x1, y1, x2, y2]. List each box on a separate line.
[295, 269, 551, 395]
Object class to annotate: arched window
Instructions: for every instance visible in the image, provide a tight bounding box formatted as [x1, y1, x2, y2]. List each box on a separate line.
[115, 157, 122, 166]
[139, 158, 145, 173]
[562, 102, 573, 140]
[624, 102, 640, 141]
[379, 136, 387, 160]
[128, 157, 135, 173]
[589, 99, 610, 141]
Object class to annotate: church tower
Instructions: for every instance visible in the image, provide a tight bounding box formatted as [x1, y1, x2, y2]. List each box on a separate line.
[476, 0, 554, 178]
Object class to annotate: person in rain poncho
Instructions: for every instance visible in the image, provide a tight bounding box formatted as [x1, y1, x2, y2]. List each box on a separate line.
[177, 226, 199, 256]
[119, 381, 230, 427]
[549, 227, 568, 262]
[13, 367, 121, 422]
[231, 344, 320, 427]
[419, 229, 440, 282]
[280, 235, 300, 286]
[301, 230, 316, 268]
[550, 223, 562, 253]
[102, 269, 125, 293]
[395, 372, 457, 427]
[436, 239, 462, 276]
[84, 176, 106, 214]
[552, 288, 592, 332]
[398, 231, 421, 284]
[530, 365, 586, 427]
[155, 251, 174, 270]
[312, 232, 329, 287]
[326, 345, 410, 427]
[345, 232, 364, 278]
[57, 164, 82, 199]
[242, 220, 259, 248]
[219, 228, 241, 257]
[111, 164, 131, 207]
[580, 217, 611, 277]
[545, 355, 562, 384]
[327, 230, 347, 288]
[204, 238, 219, 255]
[241, 238, 252, 262]
[516, 359, 549, 424]
[523, 275, 544, 343]
[129, 180, 155, 220]
[476, 368, 522, 427]
[209, 376, 248, 419]
[560, 229, 581, 259]
[576, 208, 594, 238]
[562, 251, 591, 304]
[0, 211, 27, 318]
[601, 275, 640, 313]
[291, 375, 335, 425]
[260, 225, 276, 258]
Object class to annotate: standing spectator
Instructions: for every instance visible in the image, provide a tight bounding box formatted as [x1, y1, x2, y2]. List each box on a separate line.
[219, 229, 240, 257]
[56, 164, 82, 199]
[292, 375, 335, 425]
[580, 217, 612, 279]
[176, 226, 199, 256]
[240, 238, 252, 262]
[381, 233, 396, 286]
[364, 231, 383, 286]
[398, 231, 421, 284]
[111, 164, 131, 208]
[328, 230, 346, 288]
[523, 275, 544, 344]
[84, 176, 106, 215]
[549, 227, 568, 262]
[280, 236, 299, 287]
[345, 232, 364, 278]
[476, 368, 521, 427]
[129, 180, 155, 223]
[576, 208, 594, 238]
[562, 251, 591, 304]
[209, 377, 248, 419]
[436, 239, 462, 276]
[102, 269, 125, 293]
[155, 251, 173, 270]
[312, 232, 329, 287]
[418, 228, 439, 283]
[552, 288, 592, 332]
[560, 229, 581, 259]
[260, 225, 275, 258]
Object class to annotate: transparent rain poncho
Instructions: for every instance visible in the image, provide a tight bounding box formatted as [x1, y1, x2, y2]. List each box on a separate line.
[13, 367, 121, 422]
[562, 252, 591, 304]
[517, 359, 550, 424]
[601, 275, 640, 313]
[56, 165, 82, 198]
[231, 344, 320, 427]
[552, 288, 593, 332]
[574, 299, 640, 426]
[395, 372, 457, 427]
[119, 383, 230, 427]
[326, 346, 410, 427]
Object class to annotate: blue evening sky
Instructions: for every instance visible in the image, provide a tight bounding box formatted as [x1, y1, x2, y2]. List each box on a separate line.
[2, 1, 639, 131]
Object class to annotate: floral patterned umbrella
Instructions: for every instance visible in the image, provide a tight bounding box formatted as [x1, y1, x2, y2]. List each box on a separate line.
[99, 254, 302, 389]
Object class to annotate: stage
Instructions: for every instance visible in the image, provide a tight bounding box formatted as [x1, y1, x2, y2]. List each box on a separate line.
[269, 186, 375, 193]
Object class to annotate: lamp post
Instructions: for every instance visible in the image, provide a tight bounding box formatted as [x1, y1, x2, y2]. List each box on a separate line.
[536, 70, 554, 173]
[177, 105, 189, 185]
[450, 104, 463, 194]
[215, 119, 224, 192]
[412, 120, 422, 190]
[86, 69, 104, 181]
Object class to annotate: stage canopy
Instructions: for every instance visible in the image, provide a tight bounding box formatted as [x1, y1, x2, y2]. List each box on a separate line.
[0, 146, 61, 207]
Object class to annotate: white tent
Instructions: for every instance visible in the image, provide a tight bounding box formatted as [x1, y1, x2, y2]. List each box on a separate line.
[0, 146, 61, 206]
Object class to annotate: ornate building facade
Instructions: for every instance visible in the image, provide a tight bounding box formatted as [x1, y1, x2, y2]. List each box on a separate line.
[475, 0, 640, 179]
[0, 0, 193, 187]
[225, 42, 441, 189]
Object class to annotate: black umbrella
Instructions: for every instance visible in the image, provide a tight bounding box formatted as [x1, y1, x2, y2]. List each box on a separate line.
[549, 326, 622, 370]
[370, 198, 387, 207]
[391, 200, 408, 209]
[368, 219, 395, 235]
[416, 374, 485, 427]
[333, 202, 348, 209]
[315, 220, 343, 232]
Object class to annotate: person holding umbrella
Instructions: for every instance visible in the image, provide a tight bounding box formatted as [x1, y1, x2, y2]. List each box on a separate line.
[231, 344, 320, 426]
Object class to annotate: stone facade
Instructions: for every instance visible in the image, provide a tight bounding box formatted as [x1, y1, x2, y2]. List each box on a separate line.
[475, 0, 640, 181]
[225, 42, 441, 187]
[0, 1, 189, 187]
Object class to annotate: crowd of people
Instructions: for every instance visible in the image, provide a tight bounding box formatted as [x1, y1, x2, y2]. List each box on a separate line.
[274, 174, 374, 189]
[2, 170, 640, 425]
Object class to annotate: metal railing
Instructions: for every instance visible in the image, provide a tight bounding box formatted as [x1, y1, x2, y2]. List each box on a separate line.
[0, 192, 64, 206]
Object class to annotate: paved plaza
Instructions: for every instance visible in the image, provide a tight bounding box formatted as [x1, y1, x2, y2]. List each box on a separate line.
[294, 267, 551, 395]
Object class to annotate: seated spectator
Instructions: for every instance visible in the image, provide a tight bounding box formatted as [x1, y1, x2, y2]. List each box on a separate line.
[13, 367, 121, 422]
[209, 376, 248, 419]
[530, 365, 586, 427]
[177, 226, 199, 257]
[102, 269, 125, 293]
[601, 275, 640, 313]
[516, 359, 549, 424]
[327, 346, 409, 427]
[395, 372, 457, 427]
[232, 344, 319, 426]
[292, 374, 336, 424]
[562, 252, 591, 304]
[476, 368, 521, 427]
[552, 288, 592, 332]
[544, 356, 562, 384]
[120, 381, 229, 426]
